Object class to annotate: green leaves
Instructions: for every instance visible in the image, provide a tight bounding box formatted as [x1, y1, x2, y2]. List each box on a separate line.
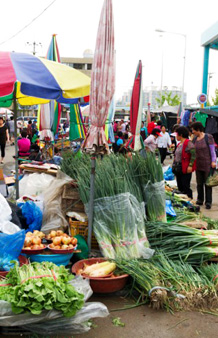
[112, 317, 125, 327]
[0, 262, 84, 317]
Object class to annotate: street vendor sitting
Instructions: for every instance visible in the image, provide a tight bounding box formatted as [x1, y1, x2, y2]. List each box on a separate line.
[18, 130, 31, 157]
[29, 143, 42, 162]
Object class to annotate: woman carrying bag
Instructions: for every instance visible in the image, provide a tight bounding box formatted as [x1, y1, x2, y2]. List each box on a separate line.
[191, 122, 216, 209]
[172, 126, 196, 199]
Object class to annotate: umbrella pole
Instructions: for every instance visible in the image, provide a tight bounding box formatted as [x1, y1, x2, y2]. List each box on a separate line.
[88, 156, 96, 252]
[13, 91, 19, 199]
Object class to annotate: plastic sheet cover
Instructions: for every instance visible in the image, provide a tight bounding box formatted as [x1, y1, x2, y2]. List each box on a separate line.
[86, 192, 154, 259]
[144, 180, 167, 222]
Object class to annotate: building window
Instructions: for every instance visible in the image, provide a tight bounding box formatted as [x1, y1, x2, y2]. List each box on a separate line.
[73, 63, 84, 70]
[87, 63, 92, 70]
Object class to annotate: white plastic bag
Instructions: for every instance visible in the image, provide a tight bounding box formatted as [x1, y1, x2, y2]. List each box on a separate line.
[19, 173, 55, 197]
[0, 221, 20, 234]
[0, 193, 11, 222]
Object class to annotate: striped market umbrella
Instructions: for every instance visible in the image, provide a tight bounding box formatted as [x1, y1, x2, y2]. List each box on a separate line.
[47, 35, 62, 135]
[69, 103, 86, 141]
[105, 96, 115, 143]
[37, 35, 62, 139]
[82, 0, 115, 155]
[177, 101, 183, 119]
[126, 60, 144, 151]
[146, 102, 151, 125]
[0, 51, 91, 198]
[0, 52, 90, 107]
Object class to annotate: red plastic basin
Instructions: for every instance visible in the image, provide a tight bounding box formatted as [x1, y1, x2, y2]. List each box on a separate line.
[0, 255, 29, 278]
[72, 257, 129, 294]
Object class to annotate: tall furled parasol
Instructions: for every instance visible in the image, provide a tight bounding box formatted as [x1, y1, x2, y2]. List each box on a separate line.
[82, 0, 115, 250]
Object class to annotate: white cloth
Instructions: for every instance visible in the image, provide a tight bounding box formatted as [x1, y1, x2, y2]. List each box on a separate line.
[157, 132, 171, 148]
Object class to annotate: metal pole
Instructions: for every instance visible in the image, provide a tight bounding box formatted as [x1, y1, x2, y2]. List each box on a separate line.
[13, 91, 19, 199]
[181, 35, 187, 105]
[88, 157, 96, 252]
[160, 35, 164, 106]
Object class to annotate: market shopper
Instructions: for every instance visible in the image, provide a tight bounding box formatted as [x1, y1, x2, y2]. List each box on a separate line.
[144, 128, 162, 153]
[172, 126, 196, 199]
[157, 125, 171, 164]
[8, 116, 15, 145]
[27, 120, 33, 140]
[18, 130, 31, 157]
[140, 121, 147, 141]
[0, 117, 9, 164]
[191, 121, 217, 209]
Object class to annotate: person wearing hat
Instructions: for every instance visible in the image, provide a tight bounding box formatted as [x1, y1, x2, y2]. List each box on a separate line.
[144, 128, 162, 153]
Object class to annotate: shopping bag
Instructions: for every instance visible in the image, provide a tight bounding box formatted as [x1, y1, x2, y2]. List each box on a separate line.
[206, 169, 218, 187]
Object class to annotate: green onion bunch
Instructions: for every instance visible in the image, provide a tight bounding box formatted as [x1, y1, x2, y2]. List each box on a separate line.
[146, 221, 218, 264]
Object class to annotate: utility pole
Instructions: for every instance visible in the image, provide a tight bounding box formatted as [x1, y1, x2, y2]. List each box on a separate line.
[26, 41, 42, 55]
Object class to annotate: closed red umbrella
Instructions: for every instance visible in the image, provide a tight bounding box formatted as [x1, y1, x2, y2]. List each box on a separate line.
[82, 0, 115, 250]
[82, 0, 115, 155]
[126, 60, 144, 151]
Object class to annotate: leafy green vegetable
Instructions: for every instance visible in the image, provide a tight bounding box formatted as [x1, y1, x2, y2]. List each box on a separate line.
[112, 317, 125, 327]
[0, 261, 84, 317]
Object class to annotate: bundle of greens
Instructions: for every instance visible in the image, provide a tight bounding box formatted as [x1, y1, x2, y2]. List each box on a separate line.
[0, 262, 84, 317]
[115, 254, 218, 312]
[146, 221, 218, 264]
[62, 154, 151, 259]
[199, 264, 218, 290]
[129, 153, 166, 222]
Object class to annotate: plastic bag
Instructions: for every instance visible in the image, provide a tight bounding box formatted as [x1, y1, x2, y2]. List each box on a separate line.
[206, 169, 218, 187]
[165, 199, 176, 217]
[0, 276, 109, 335]
[163, 167, 175, 181]
[41, 171, 72, 234]
[144, 180, 167, 222]
[0, 230, 25, 270]
[0, 221, 20, 234]
[19, 201, 42, 233]
[22, 303, 109, 335]
[17, 195, 44, 213]
[19, 173, 55, 197]
[86, 192, 154, 259]
[0, 193, 12, 222]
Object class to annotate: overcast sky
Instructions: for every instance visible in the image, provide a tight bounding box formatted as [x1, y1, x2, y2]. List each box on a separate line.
[1, 0, 218, 104]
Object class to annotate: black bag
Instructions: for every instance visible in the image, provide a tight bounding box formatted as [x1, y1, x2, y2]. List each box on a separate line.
[172, 162, 182, 175]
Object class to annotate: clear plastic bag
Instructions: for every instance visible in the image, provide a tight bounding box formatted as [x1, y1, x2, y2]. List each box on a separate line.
[86, 193, 153, 259]
[144, 180, 167, 222]
[22, 303, 109, 335]
[41, 172, 72, 233]
[206, 169, 218, 187]
[0, 230, 25, 270]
